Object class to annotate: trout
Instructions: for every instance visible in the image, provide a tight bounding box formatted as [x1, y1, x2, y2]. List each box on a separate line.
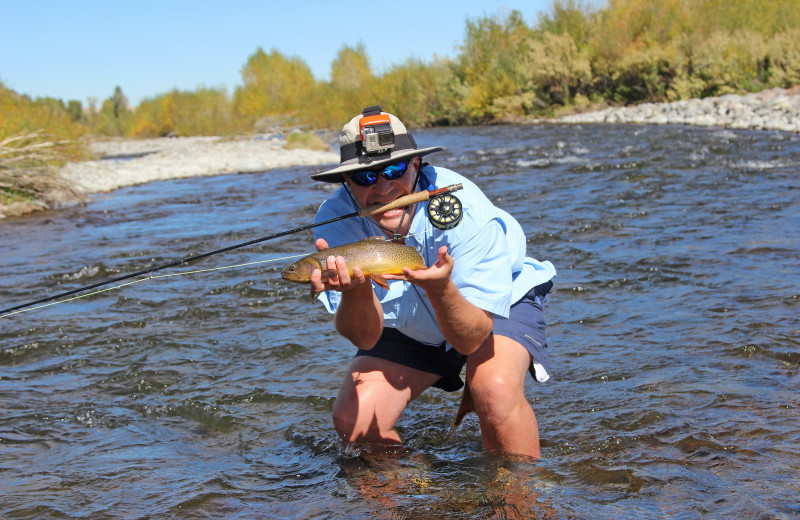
[281, 236, 426, 290]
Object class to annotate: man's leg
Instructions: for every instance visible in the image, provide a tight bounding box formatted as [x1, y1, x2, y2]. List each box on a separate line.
[466, 334, 540, 458]
[333, 355, 441, 444]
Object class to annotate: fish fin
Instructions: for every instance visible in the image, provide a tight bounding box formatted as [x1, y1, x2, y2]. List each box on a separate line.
[308, 288, 316, 302]
[369, 274, 390, 290]
[366, 236, 388, 242]
[445, 381, 474, 442]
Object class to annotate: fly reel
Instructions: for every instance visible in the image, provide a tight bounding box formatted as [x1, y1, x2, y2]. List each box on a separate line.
[427, 192, 463, 230]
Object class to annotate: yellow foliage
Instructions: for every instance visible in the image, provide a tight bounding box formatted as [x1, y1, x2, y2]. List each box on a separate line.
[527, 32, 592, 104]
[129, 87, 234, 138]
[537, 0, 594, 50]
[7, 0, 800, 142]
[232, 47, 316, 128]
[376, 57, 460, 126]
[330, 44, 373, 91]
[283, 131, 331, 152]
[455, 10, 535, 121]
[0, 82, 88, 148]
[690, 30, 769, 94]
[767, 28, 800, 87]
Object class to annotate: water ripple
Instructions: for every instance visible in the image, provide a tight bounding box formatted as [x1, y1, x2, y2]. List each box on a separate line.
[1, 124, 799, 518]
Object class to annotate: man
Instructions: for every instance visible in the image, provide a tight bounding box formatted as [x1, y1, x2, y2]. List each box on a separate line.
[308, 106, 556, 458]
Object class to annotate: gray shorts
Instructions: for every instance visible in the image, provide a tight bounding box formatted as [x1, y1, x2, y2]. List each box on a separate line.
[355, 281, 552, 392]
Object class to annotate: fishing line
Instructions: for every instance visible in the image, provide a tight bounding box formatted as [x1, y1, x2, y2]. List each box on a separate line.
[0, 252, 309, 319]
[1, 230, 437, 319]
[1, 183, 463, 318]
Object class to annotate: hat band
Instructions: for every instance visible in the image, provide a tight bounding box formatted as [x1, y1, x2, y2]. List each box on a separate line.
[340, 134, 417, 163]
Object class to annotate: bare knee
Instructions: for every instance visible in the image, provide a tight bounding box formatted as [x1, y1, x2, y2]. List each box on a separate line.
[465, 337, 540, 457]
[332, 399, 360, 442]
[331, 385, 403, 445]
[468, 371, 525, 425]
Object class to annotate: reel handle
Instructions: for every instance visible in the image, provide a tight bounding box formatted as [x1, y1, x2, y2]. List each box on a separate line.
[358, 183, 463, 217]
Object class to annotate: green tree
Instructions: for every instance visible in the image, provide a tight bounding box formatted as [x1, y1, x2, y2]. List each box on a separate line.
[583, 0, 800, 103]
[525, 31, 592, 106]
[112, 86, 127, 118]
[66, 100, 83, 123]
[92, 86, 132, 136]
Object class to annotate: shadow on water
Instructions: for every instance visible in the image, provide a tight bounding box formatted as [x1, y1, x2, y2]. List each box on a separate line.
[1, 126, 799, 518]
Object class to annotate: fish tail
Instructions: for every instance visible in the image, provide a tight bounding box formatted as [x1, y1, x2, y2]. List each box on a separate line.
[446, 381, 475, 442]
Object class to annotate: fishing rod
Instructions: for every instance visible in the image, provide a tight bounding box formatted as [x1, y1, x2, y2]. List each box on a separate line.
[1, 183, 463, 316]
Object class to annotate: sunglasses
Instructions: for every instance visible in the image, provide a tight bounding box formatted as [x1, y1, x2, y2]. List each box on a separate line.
[348, 161, 410, 186]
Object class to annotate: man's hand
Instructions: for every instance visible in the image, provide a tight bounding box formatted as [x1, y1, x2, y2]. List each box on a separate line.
[388, 245, 491, 355]
[309, 238, 367, 294]
[385, 245, 454, 296]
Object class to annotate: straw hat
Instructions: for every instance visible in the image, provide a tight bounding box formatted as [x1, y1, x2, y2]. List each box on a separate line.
[311, 105, 445, 183]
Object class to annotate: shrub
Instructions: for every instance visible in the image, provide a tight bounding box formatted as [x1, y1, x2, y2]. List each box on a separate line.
[8, 0, 800, 142]
[526, 31, 592, 106]
[129, 87, 235, 137]
[376, 57, 461, 126]
[0, 82, 87, 148]
[766, 28, 800, 87]
[610, 46, 675, 102]
[0, 132, 83, 208]
[690, 30, 769, 96]
[283, 131, 330, 152]
[455, 10, 534, 122]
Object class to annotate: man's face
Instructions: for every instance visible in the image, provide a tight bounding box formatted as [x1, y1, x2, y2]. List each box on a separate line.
[345, 156, 420, 237]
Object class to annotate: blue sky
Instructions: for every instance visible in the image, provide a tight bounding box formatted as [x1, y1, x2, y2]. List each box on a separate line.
[0, 1, 551, 107]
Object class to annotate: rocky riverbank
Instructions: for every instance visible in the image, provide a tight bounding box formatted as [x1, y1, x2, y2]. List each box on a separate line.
[2, 87, 798, 219]
[556, 87, 800, 132]
[0, 134, 338, 219]
[61, 133, 338, 194]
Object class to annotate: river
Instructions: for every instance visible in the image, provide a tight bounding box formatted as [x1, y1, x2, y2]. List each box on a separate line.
[1, 123, 798, 519]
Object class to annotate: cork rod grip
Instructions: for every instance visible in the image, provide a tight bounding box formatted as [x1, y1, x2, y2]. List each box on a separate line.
[357, 184, 463, 217]
[358, 190, 432, 217]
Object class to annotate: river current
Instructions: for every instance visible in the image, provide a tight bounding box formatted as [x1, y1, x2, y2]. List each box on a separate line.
[1, 123, 798, 519]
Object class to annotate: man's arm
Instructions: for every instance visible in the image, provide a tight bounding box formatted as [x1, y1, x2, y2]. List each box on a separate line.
[393, 246, 493, 355]
[309, 238, 383, 349]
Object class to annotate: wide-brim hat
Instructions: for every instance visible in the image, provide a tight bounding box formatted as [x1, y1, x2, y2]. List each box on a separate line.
[311, 106, 445, 183]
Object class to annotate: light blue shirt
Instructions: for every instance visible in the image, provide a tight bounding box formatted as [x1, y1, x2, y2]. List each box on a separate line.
[313, 165, 556, 348]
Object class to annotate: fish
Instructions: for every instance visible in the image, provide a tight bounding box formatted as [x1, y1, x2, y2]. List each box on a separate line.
[446, 381, 474, 442]
[281, 236, 427, 290]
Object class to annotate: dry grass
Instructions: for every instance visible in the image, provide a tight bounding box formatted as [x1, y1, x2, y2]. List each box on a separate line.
[282, 131, 332, 152]
[0, 132, 84, 216]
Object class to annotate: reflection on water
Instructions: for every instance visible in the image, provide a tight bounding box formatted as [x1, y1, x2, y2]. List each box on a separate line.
[1, 124, 799, 519]
[336, 446, 558, 519]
